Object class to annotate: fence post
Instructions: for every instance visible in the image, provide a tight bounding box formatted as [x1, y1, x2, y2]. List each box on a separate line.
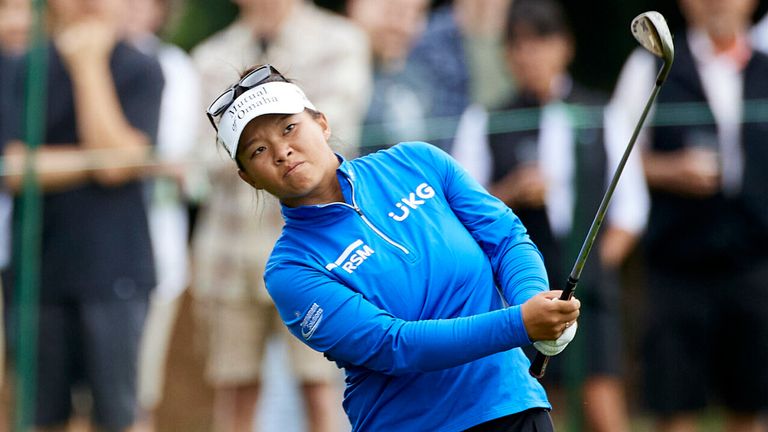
[14, 0, 47, 429]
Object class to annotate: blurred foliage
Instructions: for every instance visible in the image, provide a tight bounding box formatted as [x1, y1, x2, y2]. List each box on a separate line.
[164, 0, 238, 51]
[562, 0, 681, 92]
[165, 0, 767, 91]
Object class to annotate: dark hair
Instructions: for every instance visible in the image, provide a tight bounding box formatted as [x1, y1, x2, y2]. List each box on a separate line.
[505, 0, 572, 43]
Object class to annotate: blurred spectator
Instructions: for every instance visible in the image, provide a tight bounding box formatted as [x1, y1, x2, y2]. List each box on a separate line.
[122, 0, 200, 430]
[611, 0, 768, 430]
[408, 0, 514, 151]
[453, 1, 648, 430]
[190, 1, 370, 431]
[346, 0, 430, 154]
[2, 0, 163, 430]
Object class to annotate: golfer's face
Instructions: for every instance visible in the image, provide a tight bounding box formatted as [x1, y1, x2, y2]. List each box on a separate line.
[236, 111, 339, 208]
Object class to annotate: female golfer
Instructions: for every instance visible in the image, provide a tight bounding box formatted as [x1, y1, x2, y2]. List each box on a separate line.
[206, 64, 580, 432]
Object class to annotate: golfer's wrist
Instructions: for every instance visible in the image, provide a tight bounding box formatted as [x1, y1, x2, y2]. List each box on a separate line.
[506, 305, 533, 347]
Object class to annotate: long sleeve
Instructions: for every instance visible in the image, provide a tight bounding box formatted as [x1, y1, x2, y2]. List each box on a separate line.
[424, 142, 549, 305]
[266, 143, 548, 377]
[267, 263, 530, 376]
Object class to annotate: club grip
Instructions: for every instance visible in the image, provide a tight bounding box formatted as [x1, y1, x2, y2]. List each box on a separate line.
[529, 277, 579, 378]
[529, 352, 550, 378]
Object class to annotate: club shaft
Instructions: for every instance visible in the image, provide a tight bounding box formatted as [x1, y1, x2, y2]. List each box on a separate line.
[568, 82, 661, 291]
[529, 79, 664, 379]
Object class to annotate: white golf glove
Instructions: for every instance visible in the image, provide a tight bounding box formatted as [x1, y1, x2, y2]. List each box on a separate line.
[533, 321, 577, 356]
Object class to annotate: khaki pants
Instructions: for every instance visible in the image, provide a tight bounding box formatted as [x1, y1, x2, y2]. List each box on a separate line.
[204, 299, 338, 386]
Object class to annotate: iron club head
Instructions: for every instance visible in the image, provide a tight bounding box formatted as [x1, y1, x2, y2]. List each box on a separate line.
[631, 11, 675, 83]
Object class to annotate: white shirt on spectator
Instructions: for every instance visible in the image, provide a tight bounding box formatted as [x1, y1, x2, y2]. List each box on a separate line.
[753, 11, 768, 53]
[610, 29, 745, 196]
[452, 81, 648, 238]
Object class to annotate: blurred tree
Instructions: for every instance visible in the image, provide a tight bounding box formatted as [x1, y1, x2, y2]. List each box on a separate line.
[165, 0, 237, 51]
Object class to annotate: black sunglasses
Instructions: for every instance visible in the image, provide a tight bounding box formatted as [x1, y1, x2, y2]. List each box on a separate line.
[206, 64, 286, 132]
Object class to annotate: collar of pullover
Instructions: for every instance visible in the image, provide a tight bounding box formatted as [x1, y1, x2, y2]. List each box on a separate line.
[280, 154, 360, 226]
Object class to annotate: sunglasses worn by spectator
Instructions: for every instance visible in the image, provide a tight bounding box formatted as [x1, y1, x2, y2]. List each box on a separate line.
[206, 64, 286, 132]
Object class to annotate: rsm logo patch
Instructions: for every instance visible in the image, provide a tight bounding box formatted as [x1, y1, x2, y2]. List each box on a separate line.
[325, 239, 375, 274]
[388, 182, 436, 222]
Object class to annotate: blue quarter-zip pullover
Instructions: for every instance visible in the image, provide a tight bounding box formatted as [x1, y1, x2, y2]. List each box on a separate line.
[265, 141, 551, 431]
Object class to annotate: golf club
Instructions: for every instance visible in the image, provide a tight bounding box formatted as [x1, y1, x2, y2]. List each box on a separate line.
[529, 11, 674, 379]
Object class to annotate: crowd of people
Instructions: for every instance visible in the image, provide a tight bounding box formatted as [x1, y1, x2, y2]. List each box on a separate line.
[0, 0, 767, 431]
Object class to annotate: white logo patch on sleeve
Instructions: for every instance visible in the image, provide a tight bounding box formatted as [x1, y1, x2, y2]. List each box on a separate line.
[300, 303, 324, 340]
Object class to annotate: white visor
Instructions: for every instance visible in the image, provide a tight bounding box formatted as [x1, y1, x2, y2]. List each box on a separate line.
[216, 81, 317, 159]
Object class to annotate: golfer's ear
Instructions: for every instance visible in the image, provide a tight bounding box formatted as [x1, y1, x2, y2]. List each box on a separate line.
[238, 169, 259, 189]
[317, 113, 331, 140]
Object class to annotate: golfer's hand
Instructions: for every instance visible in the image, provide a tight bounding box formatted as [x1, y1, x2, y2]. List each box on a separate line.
[521, 291, 580, 341]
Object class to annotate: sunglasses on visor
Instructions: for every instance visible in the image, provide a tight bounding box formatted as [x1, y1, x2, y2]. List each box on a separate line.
[206, 64, 286, 132]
